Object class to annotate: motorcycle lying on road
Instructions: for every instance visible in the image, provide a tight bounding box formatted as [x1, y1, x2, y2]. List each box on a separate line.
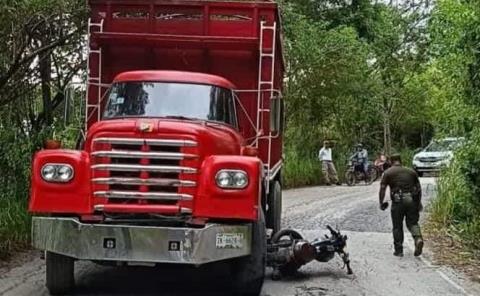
[266, 225, 353, 280]
[344, 160, 377, 186]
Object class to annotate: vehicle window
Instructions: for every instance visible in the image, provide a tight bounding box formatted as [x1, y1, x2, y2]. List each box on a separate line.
[103, 82, 237, 127]
[425, 139, 461, 152]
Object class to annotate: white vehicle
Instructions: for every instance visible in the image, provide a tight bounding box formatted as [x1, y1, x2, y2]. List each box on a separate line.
[412, 137, 464, 176]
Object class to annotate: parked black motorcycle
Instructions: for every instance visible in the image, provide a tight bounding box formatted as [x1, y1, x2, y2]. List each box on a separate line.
[267, 225, 352, 279]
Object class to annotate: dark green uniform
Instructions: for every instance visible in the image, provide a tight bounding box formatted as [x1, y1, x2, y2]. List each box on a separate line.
[381, 165, 423, 253]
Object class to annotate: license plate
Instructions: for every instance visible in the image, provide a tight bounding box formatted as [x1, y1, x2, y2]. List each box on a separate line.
[216, 233, 244, 249]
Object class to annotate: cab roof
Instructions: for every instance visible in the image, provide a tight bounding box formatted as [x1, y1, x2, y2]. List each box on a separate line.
[113, 70, 236, 89]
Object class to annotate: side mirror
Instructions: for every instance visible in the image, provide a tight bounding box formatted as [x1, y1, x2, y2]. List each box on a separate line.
[414, 148, 423, 154]
[270, 94, 283, 135]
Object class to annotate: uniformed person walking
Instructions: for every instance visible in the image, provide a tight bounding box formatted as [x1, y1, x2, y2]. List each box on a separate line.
[378, 154, 424, 257]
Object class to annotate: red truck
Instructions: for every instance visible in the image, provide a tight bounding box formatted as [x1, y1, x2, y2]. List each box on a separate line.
[29, 1, 284, 295]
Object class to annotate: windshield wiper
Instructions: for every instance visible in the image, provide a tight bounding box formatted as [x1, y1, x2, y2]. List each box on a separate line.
[164, 116, 234, 130]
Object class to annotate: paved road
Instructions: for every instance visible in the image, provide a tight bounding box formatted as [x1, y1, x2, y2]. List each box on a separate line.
[1, 178, 479, 296]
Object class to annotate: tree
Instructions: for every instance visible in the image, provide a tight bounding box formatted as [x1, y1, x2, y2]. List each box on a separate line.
[0, 0, 86, 132]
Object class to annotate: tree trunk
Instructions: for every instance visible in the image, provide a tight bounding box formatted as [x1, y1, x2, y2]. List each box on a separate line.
[39, 48, 52, 126]
[383, 112, 391, 155]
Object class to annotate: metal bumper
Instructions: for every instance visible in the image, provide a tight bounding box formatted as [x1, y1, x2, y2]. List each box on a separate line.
[413, 161, 447, 172]
[32, 217, 252, 265]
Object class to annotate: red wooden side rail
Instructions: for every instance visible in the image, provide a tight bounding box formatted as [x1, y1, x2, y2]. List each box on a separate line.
[88, 0, 278, 39]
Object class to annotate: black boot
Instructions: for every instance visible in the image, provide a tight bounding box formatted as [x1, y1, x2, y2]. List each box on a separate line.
[393, 248, 403, 257]
[414, 238, 424, 257]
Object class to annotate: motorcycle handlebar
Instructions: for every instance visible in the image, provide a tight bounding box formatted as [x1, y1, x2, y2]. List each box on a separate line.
[326, 225, 339, 236]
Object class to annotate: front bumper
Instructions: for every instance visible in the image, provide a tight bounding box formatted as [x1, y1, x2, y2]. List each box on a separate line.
[412, 161, 448, 172]
[32, 217, 251, 265]
[413, 165, 442, 172]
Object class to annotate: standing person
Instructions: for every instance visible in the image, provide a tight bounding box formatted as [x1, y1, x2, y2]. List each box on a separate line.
[318, 140, 340, 186]
[378, 154, 424, 257]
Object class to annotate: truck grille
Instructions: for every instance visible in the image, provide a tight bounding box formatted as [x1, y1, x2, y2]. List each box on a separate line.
[418, 157, 440, 163]
[91, 137, 198, 215]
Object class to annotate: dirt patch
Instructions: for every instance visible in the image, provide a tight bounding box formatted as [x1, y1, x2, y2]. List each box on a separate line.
[0, 250, 37, 275]
[423, 219, 480, 283]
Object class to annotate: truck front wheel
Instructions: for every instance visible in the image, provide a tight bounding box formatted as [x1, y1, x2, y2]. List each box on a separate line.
[232, 210, 266, 296]
[46, 251, 75, 295]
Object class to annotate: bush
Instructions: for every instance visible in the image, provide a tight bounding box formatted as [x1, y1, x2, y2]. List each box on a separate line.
[399, 148, 415, 168]
[0, 130, 39, 258]
[431, 130, 480, 249]
[282, 146, 352, 188]
[0, 199, 31, 259]
[283, 148, 323, 188]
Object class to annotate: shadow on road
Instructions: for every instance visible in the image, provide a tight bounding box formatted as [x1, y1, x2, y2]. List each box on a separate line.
[73, 263, 233, 296]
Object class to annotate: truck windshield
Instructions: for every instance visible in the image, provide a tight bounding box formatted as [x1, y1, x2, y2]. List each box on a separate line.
[103, 82, 237, 127]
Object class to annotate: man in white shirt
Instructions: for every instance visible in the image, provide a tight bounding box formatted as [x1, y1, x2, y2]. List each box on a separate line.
[318, 140, 340, 185]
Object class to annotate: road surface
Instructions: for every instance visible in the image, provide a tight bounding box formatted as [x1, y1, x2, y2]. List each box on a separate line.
[1, 177, 479, 296]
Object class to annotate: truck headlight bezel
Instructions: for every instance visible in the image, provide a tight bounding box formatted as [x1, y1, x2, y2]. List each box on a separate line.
[215, 170, 249, 189]
[41, 163, 74, 183]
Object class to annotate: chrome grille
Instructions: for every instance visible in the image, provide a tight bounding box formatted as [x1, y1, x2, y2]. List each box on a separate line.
[92, 177, 196, 187]
[93, 137, 197, 147]
[91, 150, 197, 160]
[94, 191, 193, 201]
[91, 137, 198, 213]
[419, 157, 440, 163]
[91, 164, 197, 174]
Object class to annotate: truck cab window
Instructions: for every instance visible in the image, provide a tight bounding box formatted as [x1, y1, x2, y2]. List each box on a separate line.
[103, 82, 238, 127]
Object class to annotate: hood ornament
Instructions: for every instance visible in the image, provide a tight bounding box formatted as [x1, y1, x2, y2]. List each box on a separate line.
[139, 122, 154, 133]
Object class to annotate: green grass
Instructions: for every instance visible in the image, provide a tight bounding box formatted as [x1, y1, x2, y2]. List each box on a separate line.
[0, 198, 31, 259]
[0, 132, 37, 259]
[283, 149, 323, 188]
[282, 147, 351, 188]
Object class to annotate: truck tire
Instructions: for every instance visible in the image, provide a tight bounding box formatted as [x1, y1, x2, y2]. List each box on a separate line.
[46, 251, 74, 295]
[232, 210, 266, 296]
[266, 180, 282, 236]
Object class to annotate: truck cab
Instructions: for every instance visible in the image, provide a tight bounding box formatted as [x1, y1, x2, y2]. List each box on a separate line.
[29, 1, 284, 295]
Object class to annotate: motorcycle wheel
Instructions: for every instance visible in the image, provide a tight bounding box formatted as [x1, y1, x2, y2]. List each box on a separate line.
[271, 229, 304, 277]
[367, 166, 378, 184]
[345, 171, 355, 186]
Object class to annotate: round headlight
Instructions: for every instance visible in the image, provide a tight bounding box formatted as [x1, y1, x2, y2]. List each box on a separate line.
[216, 170, 249, 189]
[41, 165, 56, 181]
[216, 171, 232, 188]
[233, 172, 248, 188]
[57, 165, 74, 181]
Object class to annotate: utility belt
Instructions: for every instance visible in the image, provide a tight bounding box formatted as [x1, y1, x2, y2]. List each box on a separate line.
[391, 190, 414, 203]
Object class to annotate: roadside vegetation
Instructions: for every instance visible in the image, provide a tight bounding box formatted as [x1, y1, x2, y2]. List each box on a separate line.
[0, 0, 479, 262]
[282, 0, 480, 261]
[281, 0, 432, 187]
[0, 0, 86, 258]
[424, 0, 480, 257]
